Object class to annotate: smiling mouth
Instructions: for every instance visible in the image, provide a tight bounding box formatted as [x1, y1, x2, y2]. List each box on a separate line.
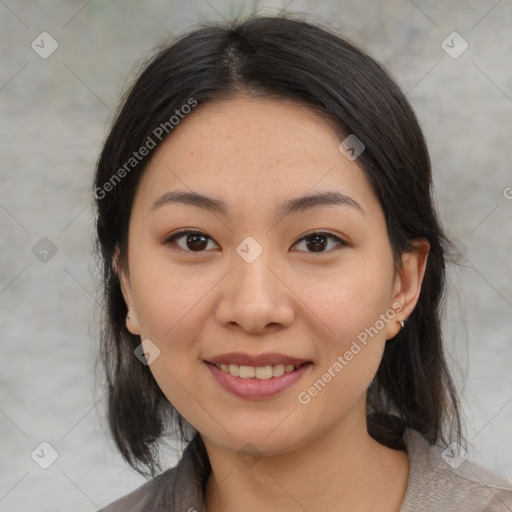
[212, 362, 307, 379]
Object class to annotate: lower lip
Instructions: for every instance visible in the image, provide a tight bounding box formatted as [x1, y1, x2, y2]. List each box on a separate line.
[205, 362, 312, 399]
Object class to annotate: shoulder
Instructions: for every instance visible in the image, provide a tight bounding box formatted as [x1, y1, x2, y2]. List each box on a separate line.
[97, 466, 178, 512]
[97, 436, 207, 512]
[400, 429, 512, 511]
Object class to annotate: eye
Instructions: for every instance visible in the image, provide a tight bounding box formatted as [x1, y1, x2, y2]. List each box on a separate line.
[165, 230, 348, 254]
[165, 230, 219, 252]
[292, 231, 348, 253]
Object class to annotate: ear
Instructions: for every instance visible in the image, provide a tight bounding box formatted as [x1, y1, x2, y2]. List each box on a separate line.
[386, 238, 430, 340]
[113, 247, 140, 336]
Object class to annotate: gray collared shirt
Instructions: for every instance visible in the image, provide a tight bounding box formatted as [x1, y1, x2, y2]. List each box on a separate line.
[99, 429, 512, 511]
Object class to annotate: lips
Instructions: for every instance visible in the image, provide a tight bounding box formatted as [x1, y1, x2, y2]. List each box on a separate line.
[205, 359, 313, 399]
[206, 352, 310, 367]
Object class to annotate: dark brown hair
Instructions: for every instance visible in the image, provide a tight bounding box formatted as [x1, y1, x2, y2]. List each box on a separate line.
[93, 13, 463, 477]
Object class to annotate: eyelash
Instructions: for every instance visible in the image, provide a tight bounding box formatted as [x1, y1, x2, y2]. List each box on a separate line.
[164, 229, 348, 254]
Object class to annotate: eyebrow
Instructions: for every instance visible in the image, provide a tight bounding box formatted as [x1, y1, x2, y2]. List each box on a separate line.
[150, 190, 364, 217]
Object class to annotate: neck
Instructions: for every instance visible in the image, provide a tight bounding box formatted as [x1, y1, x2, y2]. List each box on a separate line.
[203, 408, 409, 512]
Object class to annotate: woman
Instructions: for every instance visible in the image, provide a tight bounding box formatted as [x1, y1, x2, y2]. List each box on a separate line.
[94, 14, 512, 511]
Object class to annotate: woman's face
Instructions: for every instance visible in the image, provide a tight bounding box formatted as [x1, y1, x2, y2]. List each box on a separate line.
[119, 95, 415, 455]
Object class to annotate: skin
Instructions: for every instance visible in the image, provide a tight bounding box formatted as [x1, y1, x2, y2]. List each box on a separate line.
[118, 95, 429, 512]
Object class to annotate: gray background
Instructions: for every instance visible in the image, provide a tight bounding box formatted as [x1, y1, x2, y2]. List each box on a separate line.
[1, 0, 511, 510]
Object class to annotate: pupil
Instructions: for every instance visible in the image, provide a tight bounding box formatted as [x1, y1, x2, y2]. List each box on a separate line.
[306, 234, 327, 252]
[187, 234, 208, 251]
[184, 234, 328, 252]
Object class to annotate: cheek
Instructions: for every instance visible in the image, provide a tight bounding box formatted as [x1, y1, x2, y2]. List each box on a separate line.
[129, 254, 219, 411]
[294, 276, 389, 419]
[290, 257, 393, 408]
[131, 250, 219, 341]
[292, 258, 393, 347]
[132, 259, 211, 415]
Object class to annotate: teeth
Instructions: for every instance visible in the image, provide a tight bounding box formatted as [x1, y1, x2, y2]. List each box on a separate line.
[215, 363, 300, 379]
[239, 365, 255, 378]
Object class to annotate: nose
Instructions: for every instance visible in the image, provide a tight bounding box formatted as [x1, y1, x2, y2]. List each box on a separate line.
[215, 244, 295, 334]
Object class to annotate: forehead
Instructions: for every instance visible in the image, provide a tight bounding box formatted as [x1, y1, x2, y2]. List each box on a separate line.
[155, 95, 343, 171]
[133, 95, 379, 217]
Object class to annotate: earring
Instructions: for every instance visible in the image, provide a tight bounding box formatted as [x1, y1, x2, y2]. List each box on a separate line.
[126, 307, 138, 326]
[398, 319, 405, 328]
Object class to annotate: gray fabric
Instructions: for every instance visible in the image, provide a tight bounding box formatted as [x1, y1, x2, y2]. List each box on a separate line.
[99, 429, 512, 511]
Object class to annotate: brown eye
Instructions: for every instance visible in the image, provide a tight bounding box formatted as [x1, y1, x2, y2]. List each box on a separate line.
[166, 231, 218, 252]
[293, 232, 347, 253]
[165, 230, 347, 254]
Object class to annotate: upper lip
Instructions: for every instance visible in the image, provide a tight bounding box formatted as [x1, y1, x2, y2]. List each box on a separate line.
[206, 352, 310, 367]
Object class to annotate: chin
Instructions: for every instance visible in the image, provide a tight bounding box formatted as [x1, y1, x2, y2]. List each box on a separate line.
[199, 412, 315, 457]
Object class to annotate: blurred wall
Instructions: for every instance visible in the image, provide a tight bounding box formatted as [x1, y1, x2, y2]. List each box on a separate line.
[1, 1, 511, 510]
